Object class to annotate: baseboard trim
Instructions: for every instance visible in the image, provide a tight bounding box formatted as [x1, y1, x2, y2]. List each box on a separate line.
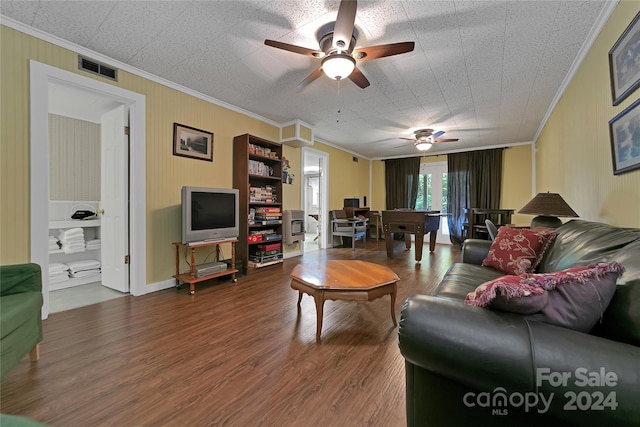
[143, 278, 175, 295]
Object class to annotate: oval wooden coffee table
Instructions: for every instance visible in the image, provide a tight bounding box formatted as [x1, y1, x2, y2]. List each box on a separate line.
[290, 260, 400, 343]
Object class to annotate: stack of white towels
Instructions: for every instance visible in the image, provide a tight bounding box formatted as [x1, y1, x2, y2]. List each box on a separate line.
[67, 259, 101, 279]
[86, 239, 101, 250]
[49, 263, 70, 284]
[59, 228, 85, 254]
[48, 236, 61, 252]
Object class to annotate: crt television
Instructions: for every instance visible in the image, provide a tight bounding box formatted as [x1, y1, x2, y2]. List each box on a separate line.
[181, 186, 239, 244]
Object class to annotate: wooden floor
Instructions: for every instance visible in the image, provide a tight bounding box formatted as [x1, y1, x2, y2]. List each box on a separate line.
[1, 239, 460, 427]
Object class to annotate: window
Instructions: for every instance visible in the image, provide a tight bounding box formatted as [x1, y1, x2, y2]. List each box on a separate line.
[416, 163, 449, 242]
[416, 172, 447, 213]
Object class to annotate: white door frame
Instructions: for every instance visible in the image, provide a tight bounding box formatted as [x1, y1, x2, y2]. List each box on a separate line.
[301, 147, 329, 249]
[30, 61, 147, 319]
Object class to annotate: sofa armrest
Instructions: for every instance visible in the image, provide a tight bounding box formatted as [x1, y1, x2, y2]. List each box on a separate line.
[399, 295, 640, 426]
[526, 320, 640, 425]
[399, 295, 537, 391]
[0, 263, 42, 296]
[461, 239, 492, 265]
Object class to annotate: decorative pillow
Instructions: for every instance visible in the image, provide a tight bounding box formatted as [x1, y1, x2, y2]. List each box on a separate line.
[482, 227, 557, 275]
[465, 262, 626, 332]
[491, 291, 549, 314]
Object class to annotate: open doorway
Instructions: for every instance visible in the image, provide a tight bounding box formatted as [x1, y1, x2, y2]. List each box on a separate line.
[301, 148, 328, 253]
[30, 61, 147, 318]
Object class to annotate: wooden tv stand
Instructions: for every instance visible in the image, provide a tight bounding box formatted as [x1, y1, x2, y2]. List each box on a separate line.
[172, 239, 238, 295]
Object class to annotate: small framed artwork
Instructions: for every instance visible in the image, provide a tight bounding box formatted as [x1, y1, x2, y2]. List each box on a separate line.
[609, 98, 640, 175]
[173, 123, 213, 162]
[609, 12, 640, 106]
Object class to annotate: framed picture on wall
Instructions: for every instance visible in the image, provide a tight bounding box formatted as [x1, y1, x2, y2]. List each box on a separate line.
[609, 98, 640, 175]
[609, 12, 640, 106]
[173, 123, 214, 162]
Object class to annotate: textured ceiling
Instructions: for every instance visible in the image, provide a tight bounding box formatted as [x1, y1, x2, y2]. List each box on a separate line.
[1, 1, 610, 159]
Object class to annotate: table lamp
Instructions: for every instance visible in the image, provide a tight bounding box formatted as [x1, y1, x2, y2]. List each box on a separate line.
[518, 192, 578, 229]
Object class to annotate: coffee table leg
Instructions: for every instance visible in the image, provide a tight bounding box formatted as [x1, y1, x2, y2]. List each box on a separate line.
[314, 293, 325, 343]
[390, 283, 398, 326]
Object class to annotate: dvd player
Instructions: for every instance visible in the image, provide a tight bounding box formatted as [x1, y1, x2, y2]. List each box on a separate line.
[194, 261, 227, 277]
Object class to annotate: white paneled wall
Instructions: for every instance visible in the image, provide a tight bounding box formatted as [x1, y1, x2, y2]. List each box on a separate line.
[49, 114, 100, 200]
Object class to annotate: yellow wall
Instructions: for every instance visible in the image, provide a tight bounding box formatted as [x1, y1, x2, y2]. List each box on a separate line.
[502, 145, 533, 225]
[370, 160, 386, 211]
[1, 25, 280, 283]
[536, 1, 640, 227]
[311, 141, 370, 210]
[0, 25, 378, 282]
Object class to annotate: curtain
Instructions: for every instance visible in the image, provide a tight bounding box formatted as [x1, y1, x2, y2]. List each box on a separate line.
[447, 149, 503, 245]
[384, 157, 420, 209]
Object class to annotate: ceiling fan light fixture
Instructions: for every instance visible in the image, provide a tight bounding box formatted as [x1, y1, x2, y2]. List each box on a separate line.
[415, 141, 433, 151]
[321, 53, 355, 80]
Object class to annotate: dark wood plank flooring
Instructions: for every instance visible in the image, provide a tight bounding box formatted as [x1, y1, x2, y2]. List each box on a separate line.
[1, 239, 460, 427]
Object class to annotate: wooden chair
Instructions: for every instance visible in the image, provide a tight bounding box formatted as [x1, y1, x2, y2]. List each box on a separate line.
[330, 210, 367, 250]
[364, 210, 382, 240]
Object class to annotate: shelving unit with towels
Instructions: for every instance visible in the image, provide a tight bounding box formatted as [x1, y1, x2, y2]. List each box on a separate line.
[48, 201, 102, 290]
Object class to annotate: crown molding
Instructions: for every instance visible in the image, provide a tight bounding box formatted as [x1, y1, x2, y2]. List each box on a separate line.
[0, 16, 280, 128]
[313, 137, 372, 161]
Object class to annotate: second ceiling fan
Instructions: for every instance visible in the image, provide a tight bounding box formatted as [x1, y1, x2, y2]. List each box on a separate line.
[264, 0, 415, 89]
[401, 129, 459, 151]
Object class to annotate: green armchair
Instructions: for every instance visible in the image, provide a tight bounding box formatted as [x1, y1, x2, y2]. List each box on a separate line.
[0, 263, 43, 378]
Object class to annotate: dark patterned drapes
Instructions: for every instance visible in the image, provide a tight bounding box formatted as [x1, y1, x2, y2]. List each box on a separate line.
[384, 157, 421, 210]
[447, 149, 503, 245]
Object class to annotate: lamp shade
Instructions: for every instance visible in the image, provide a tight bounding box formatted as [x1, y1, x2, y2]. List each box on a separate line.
[321, 54, 355, 80]
[519, 192, 578, 228]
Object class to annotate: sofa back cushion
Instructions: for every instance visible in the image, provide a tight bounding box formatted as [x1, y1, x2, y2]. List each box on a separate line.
[590, 240, 640, 345]
[538, 220, 640, 280]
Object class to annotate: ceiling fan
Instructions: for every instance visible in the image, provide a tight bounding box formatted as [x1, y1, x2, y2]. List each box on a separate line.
[264, 0, 415, 89]
[401, 129, 459, 151]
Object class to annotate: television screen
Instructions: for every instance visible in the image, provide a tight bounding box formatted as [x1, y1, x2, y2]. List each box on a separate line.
[182, 186, 239, 243]
[192, 192, 236, 230]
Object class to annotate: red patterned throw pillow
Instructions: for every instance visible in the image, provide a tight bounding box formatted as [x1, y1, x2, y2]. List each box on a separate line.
[482, 227, 557, 275]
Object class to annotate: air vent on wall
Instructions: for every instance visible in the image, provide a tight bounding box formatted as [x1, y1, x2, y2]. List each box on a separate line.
[78, 56, 118, 81]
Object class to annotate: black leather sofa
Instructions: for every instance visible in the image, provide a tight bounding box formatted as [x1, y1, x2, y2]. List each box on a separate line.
[398, 220, 640, 426]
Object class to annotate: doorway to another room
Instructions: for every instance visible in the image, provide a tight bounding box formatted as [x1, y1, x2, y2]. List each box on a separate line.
[301, 148, 328, 254]
[30, 61, 147, 318]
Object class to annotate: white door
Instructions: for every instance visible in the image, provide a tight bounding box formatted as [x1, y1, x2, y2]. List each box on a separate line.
[100, 105, 129, 292]
[417, 162, 450, 244]
[302, 148, 329, 250]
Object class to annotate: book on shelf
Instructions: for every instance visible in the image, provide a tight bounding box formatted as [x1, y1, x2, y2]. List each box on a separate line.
[256, 243, 281, 251]
[251, 249, 281, 257]
[255, 207, 281, 213]
[249, 220, 282, 226]
[249, 253, 283, 263]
